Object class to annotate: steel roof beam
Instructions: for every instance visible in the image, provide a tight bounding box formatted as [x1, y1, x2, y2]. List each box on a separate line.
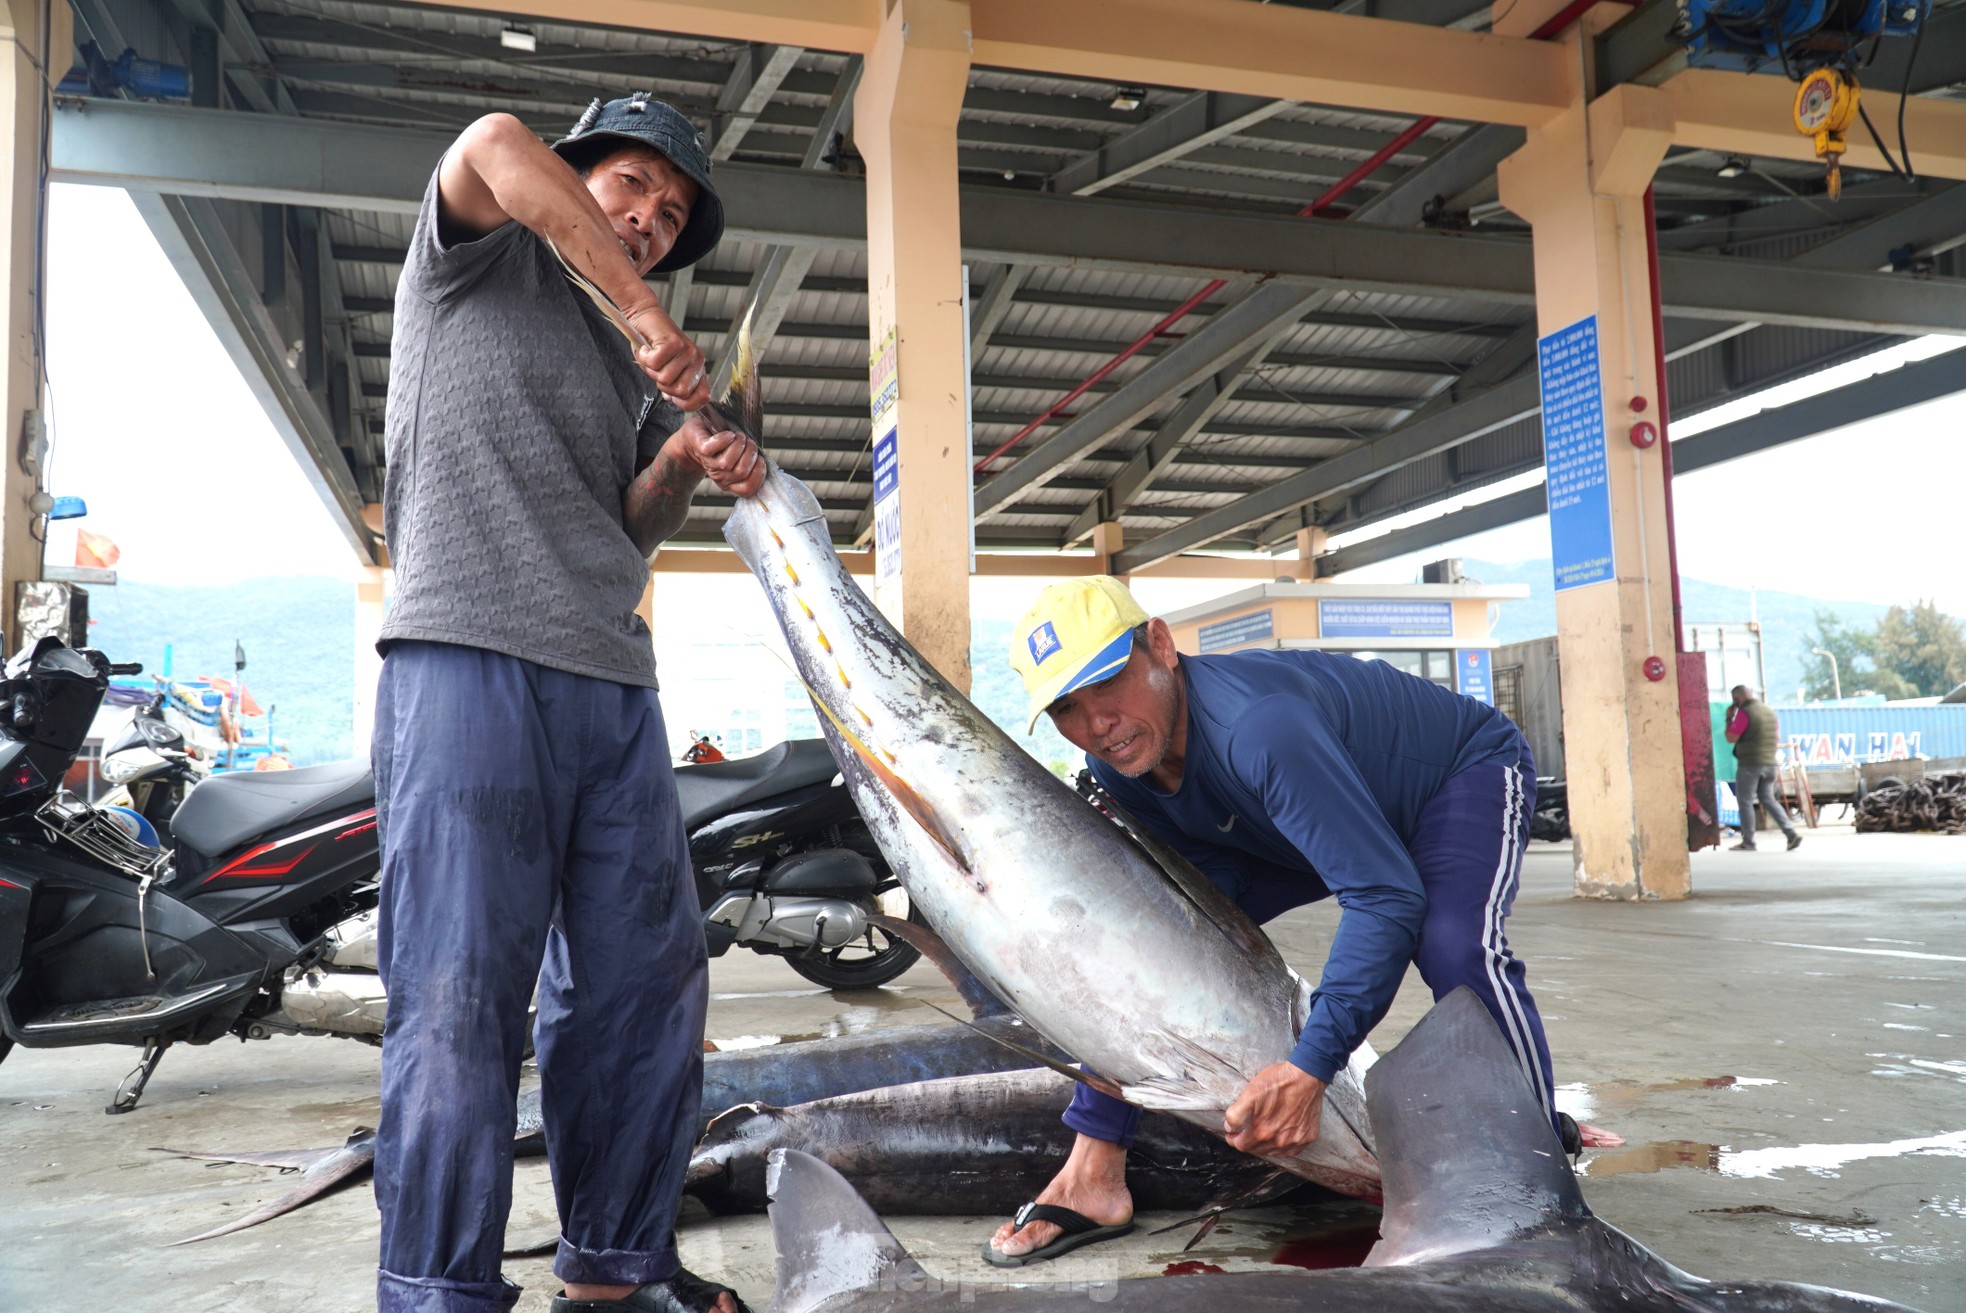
[1047, 92, 1293, 196]
[134, 193, 374, 562]
[1319, 345, 1966, 573]
[711, 43, 805, 159]
[708, 56, 857, 395]
[56, 103, 1966, 323]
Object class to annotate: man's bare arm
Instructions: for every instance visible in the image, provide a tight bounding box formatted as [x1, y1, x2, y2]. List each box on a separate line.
[625, 450, 704, 557]
[625, 416, 767, 556]
[437, 113, 704, 407]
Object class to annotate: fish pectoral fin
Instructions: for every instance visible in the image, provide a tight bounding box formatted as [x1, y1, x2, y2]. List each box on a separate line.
[151, 1144, 345, 1172]
[808, 701, 971, 877]
[915, 1000, 1117, 1095]
[767, 1150, 929, 1313]
[1116, 1076, 1224, 1113]
[866, 913, 1010, 1018]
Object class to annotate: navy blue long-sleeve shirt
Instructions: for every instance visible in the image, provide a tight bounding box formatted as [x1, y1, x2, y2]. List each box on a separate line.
[1091, 648, 1524, 1083]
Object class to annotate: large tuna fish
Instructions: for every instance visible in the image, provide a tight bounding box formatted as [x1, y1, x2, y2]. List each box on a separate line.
[723, 468, 1378, 1198]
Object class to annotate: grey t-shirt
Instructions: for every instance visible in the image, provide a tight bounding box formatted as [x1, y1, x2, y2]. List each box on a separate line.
[378, 166, 681, 687]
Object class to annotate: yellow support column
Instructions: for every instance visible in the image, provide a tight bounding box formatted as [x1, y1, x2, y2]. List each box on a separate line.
[1498, 79, 1690, 901]
[857, 0, 974, 690]
[0, 0, 68, 645]
[1291, 525, 1328, 582]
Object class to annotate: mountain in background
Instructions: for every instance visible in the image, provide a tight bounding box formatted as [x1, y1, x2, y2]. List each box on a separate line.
[1467, 558, 1894, 700]
[85, 578, 355, 766]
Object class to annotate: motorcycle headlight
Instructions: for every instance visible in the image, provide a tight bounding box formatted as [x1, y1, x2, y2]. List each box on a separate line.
[99, 748, 160, 784]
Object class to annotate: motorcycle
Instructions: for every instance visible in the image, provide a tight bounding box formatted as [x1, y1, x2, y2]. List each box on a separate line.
[0, 638, 917, 1111]
[96, 685, 209, 839]
[0, 637, 382, 1112]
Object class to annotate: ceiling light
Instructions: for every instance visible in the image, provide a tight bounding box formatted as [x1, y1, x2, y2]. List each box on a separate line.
[1715, 156, 1750, 179]
[1109, 86, 1146, 112]
[500, 24, 537, 52]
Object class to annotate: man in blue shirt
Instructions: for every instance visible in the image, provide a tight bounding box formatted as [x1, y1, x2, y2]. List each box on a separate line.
[988, 576, 1617, 1266]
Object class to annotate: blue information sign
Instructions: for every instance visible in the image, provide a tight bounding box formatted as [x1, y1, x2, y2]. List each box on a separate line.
[1198, 609, 1274, 653]
[1456, 648, 1493, 704]
[1537, 316, 1616, 591]
[871, 428, 900, 501]
[1318, 599, 1453, 639]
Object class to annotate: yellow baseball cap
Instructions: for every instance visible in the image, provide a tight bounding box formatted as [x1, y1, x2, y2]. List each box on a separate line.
[1009, 576, 1149, 732]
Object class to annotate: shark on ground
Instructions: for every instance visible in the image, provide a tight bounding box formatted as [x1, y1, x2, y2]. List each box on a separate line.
[762, 988, 1928, 1313]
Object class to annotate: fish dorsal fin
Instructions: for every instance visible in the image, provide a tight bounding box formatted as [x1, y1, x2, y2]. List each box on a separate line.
[1365, 988, 1590, 1267]
[866, 913, 1009, 1018]
[767, 1149, 928, 1313]
[1098, 792, 1283, 968]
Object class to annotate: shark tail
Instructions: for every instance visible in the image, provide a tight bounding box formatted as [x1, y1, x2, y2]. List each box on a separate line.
[157, 1130, 378, 1245]
[767, 1149, 928, 1313]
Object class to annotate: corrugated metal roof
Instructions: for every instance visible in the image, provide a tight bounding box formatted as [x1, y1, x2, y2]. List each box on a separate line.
[125, 0, 1955, 552]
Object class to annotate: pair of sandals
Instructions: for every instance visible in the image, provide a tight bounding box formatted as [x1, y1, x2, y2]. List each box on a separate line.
[982, 1201, 1136, 1269]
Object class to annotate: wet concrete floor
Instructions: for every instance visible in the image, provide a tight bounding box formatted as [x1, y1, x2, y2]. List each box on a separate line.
[2, 826, 1961, 1311]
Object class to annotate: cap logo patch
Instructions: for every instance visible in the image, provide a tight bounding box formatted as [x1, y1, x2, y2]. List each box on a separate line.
[1027, 621, 1060, 665]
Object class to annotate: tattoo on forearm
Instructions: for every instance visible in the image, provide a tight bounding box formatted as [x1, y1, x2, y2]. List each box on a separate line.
[624, 453, 701, 556]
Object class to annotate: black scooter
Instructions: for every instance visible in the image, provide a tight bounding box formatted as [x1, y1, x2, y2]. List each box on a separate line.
[0, 639, 915, 1112]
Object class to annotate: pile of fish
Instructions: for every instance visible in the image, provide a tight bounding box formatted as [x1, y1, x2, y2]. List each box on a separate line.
[764, 990, 1932, 1313]
[1855, 773, 1966, 834]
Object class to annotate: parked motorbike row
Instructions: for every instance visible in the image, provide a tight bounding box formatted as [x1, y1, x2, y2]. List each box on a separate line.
[0, 637, 920, 1113]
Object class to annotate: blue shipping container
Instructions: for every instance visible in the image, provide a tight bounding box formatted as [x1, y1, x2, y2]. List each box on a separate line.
[1772, 705, 1966, 768]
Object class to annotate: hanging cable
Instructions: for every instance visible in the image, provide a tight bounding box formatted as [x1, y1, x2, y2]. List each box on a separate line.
[1895, 1, 1926, 179]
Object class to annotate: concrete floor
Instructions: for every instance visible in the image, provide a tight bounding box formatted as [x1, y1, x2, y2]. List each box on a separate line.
[3, 825, 1962, 1312]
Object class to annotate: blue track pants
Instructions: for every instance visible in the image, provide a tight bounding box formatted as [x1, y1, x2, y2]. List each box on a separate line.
[1062, 755, 1556, 1145]
[372, 642, 707, 1312]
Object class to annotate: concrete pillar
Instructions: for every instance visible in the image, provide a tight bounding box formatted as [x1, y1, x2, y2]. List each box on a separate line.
[1090, 520, 1123, 577]
[1498, 79, 1690, 901]
[0, 0, 68, 647]
[1292, 525, 1328, 582]
[353, 567, 387, 759]
[856, 0, 974, 691]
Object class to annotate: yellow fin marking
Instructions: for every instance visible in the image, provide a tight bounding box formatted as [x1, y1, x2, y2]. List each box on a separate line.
[785, 563, 800, 586]
[816, 629, 832, 653]
[854, 703, 873, 726]
[836, 665, 852, 688]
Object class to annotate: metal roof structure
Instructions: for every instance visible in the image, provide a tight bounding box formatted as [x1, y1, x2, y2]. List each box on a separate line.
[51, 0, 1966, 570]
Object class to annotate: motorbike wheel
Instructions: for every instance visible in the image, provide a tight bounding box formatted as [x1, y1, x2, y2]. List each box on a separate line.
[783, 885, 923, 991]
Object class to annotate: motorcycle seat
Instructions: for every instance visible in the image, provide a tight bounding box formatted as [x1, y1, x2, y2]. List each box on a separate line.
[673, 739, 839, 832]
[171, 760, 375, 859]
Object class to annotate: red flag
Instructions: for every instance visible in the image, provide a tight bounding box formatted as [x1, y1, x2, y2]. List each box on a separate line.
[76, 529, 120, 569]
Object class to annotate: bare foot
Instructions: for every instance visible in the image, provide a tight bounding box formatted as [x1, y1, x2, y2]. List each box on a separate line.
[988, 1134, 1132, 1259]
[1579, 1121, 1625, 1148]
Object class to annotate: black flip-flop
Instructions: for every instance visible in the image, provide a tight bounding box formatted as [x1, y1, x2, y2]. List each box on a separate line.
[982, 1202, 1136, 1268]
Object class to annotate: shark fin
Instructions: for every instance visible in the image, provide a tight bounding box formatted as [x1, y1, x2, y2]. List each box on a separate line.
[866, 913, 1009, 1018]
[767, 1149, 928, 1313]
[1365, 987, 1591, 1267]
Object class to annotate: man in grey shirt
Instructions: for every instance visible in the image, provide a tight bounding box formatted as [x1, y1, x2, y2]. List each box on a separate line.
[372, 95, 761, 1313]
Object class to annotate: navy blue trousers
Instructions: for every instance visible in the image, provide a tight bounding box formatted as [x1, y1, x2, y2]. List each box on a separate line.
[1063, 756, 1556, 1145]
[372, 642, 707, 1313]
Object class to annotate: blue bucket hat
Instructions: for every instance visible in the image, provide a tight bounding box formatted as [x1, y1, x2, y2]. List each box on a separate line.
[553, 93, 724, 272]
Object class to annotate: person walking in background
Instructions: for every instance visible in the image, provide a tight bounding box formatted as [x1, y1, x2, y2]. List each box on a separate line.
[1726, 684, 1801, 852]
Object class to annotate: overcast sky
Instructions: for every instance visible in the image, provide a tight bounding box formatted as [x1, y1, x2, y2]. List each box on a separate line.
[46, 182, 1966, 620]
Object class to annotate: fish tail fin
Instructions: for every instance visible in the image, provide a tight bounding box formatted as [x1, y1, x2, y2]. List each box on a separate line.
[718, 302, 764, 443]
[866, 913, 1009, 1018]
[767, 1149, 927, 1313]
